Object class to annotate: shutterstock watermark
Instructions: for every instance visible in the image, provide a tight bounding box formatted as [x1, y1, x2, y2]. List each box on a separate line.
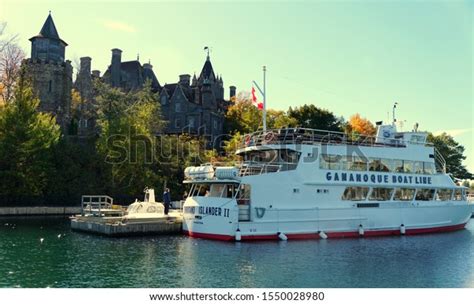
[102, 129, 370, 166]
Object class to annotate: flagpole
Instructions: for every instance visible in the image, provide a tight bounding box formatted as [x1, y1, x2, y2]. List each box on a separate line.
[263, 66, 267, 132]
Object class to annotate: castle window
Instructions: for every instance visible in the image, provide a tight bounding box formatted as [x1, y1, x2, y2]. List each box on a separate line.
[175, 118, 181, 128]
[48, 80, 52, 92]
[213, 120, 218, 129]
[188, 116, 195, 128]
[175, 102, 181, 112]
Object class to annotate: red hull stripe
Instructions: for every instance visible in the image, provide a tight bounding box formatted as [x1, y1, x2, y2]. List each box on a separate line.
[183, 223, 467, 241]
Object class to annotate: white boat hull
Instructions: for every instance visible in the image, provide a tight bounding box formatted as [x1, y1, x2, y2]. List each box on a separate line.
[183, 200, 471, 241]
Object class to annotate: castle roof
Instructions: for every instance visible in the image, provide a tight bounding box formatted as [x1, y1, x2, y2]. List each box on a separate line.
[143, 65, 161, 89]
[29, 13, 67, 46]
[199, 56, 215, 80]
[103, 60, 161, 91]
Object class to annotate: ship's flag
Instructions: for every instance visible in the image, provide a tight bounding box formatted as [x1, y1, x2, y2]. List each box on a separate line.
[251, 87, 263, 110]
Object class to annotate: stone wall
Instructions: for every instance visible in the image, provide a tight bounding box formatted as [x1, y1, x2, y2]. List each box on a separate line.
[23, 58, 72, 130]
[0, 207, 82, 216]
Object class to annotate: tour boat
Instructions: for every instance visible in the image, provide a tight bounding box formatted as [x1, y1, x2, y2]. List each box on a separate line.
[182, 124, 471, 241]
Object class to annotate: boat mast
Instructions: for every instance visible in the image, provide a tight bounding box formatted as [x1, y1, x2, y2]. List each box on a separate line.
[392, 102, 398, 126]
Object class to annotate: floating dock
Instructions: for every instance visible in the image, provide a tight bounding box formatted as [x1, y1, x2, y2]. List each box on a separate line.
[70, 213, 182, 236]
[70, 193, 183, 236]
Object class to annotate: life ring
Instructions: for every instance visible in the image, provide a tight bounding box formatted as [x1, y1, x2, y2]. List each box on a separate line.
[263, 132, 275, 144]
[244, 135, 252, 146]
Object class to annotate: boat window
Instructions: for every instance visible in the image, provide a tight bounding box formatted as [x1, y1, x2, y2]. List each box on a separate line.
[436, 189, 452, 201]
[403, 160, 414, 173]
[413, 161, 424, 174]
[415, 189, 435, 201]
[453, 189, 465, 201]
[189, 184, 211, 197]
[380, 159, 392, 172]
[393, 188, 416, 201]
[393, 159, 404, 172]
[320, 154, 342, 170]
[341, 156, 368, 171]
[236, 184, 251, 205]
[209, 184, 226, 197]
[341, 187, 369, 201]
[226, 184, 238, 198]
[368, 158, 391, 172]
[243, 149, 300, 171]
[423, 162, 436, 175]
[279, 149, 301, 170]
[369, 188, 393, 201]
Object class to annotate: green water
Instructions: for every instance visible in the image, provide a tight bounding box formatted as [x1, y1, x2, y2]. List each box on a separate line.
[0, 216, 473, 288]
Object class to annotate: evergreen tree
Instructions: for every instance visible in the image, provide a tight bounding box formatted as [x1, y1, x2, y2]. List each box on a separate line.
[427, 133, 472, 179]
[0, 75, 60, 196]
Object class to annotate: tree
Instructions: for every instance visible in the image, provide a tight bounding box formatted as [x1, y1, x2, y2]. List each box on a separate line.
[287, 104, 343, 132]
[0, 43, 25, 103]
[95, 80, 164, 196]
[267, 109, 298, 129]
[0, 73, 60, 196]
[225, 92, 261, 134]
[427, 133, 472, 179]
[225, 91, 298, 135]
[0, 23, 24, 104]
[347, 113, 376, 136]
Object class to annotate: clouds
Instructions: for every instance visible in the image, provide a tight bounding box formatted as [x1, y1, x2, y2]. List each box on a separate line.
[102, 20, 136, 33]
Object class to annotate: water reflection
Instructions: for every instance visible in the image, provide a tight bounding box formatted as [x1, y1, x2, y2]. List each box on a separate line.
[0, 217, 472, 287]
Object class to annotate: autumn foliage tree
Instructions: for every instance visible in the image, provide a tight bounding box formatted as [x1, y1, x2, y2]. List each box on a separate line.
[347, 113, 376, 136]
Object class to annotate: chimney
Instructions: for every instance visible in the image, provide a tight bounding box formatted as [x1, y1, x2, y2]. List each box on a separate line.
[229, 86, 236, 99]
[92, 70, 101, 78]
[79, 57, 92, 76]
[179, 74, 191, 87]
[111, 48, 122, 87]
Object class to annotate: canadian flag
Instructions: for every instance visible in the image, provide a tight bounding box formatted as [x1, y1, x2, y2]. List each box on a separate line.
[251, 87, 263, 110]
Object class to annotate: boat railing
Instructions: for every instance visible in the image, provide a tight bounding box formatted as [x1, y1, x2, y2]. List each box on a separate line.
[81, 195, 114, 216]
[434, 148, 446, 173]
[238, 161, 296, 176]
[237, 128, 431, 150]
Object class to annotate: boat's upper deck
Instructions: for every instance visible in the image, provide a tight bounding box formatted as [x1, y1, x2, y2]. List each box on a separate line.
[237, 127, 430, 151]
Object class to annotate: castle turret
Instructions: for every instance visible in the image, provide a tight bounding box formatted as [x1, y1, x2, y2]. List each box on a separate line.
[29, 12, 67, 63]
[179, 74, 191, 87]
[110, 48, 122, 87]
[24, 13, 72, 131]
[229, 86, 236, 99]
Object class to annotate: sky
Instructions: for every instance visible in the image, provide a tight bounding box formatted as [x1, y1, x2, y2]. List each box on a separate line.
[1, 0, 473, 172]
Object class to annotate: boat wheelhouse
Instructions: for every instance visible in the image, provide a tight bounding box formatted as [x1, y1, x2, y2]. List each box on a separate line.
[182, 125, 471, 241]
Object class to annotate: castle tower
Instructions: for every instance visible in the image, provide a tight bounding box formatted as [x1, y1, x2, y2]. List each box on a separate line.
[29, 12, 67, 62]
[74, 56, 93, 101]
[24, 12, 72, 131]
[110, 48, 122, 87]
[229, 86, 236, 99]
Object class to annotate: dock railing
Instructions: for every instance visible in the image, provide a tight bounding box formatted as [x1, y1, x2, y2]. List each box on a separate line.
[81, 195, 114, 216]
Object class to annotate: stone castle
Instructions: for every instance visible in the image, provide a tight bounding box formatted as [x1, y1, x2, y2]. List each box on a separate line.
[23, 13, 236, 147]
